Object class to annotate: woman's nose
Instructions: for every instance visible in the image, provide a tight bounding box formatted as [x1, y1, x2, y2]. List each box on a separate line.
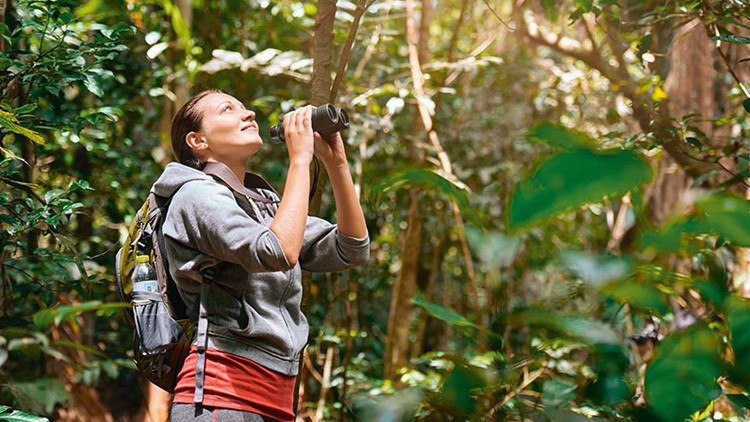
[242, 109, 255, 121]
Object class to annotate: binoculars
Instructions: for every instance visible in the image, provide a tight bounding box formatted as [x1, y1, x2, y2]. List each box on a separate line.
[270, 104, 350, 144]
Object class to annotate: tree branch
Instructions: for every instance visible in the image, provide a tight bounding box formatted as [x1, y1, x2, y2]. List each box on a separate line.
[330, 0, 370, 103]
[520, 13, 722, 180]
[712, 24, 750, 98]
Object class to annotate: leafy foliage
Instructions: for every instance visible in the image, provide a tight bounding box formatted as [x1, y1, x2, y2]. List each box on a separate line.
[4, 0, 750, 420]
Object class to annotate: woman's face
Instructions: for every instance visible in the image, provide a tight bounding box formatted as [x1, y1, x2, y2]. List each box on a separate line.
[193, 92, 261, 162]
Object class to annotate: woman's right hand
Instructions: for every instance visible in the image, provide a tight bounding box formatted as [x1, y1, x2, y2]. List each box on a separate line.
[283, 106, 314, 165]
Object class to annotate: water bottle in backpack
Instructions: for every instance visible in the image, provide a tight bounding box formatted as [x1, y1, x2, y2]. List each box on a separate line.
[132, 255, 158, 293]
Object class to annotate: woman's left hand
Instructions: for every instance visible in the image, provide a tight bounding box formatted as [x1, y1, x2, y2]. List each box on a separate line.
[313, 131, 348, 169]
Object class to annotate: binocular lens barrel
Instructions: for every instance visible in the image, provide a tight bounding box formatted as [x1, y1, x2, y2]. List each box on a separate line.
[270, 104, 350, 144]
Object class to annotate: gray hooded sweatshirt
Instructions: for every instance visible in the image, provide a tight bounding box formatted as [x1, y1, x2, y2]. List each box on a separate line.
[151, 162, 370, 375]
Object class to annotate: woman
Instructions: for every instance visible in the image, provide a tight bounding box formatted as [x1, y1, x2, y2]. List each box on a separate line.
[152, 90, 369, 421]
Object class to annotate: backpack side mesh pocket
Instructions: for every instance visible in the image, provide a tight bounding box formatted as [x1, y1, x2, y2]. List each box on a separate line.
[115, 193, 194, 393]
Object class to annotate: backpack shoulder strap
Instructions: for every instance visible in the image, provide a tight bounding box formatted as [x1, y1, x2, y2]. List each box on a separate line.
[193, 267, 215, 404]
[202, 162, 274, 204]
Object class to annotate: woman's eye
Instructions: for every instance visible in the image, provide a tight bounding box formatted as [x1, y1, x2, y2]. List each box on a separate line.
[223, 105, 233, 112]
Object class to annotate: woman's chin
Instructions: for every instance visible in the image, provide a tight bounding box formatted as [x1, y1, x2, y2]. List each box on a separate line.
[243, 140, 263, 156]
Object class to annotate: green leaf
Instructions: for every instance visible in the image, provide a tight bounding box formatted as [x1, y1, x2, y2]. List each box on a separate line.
[0, 407, 49, 422]
[638, 218, 701, 253]
[725, 296, 750, 389]
[44, 189, 65, 204]
[642, 194, 750, 251]
[527, 122, 594, 149]
[14, 103, 37, 115]
[727, 393, 750, 411]
[587, 375, 630, 404]
[0, 110, 45, 144]
[31, 301, 128, 329]
[31, 310, 54, 332]
[509, 148, 652, 230]
[540, 0, 559, 21]
[0, 336, 6, 368]
[12, 377, 68, 416]
[50, 340, 108, 359]
[693, 193, 750, 246]
[713, 34, 750, 44]
[465, 228, 521, 268]
[638, 34, 654, 57]
[542, 378, 577, 410]
[371, 168, 473, 222]
[83, 73, 104, 98]
[439, 364, 487, 415]
[412, 293, 476, 328]
[508, 309, 621, 346]
[693, 278, 728, 309]
[157, 0, 192, 52]
[644, 325, 722, 422]
[559, 250, 632, 288]
[600, 280, 668, 315]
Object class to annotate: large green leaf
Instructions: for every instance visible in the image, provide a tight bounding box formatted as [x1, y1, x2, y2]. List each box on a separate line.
[508, 148, 652, 230]
[412, 293, 477, 329]
[725, 296, 750, 389]
[438, 364, 487, 416]
[600, 280, 668, 316]
[640, 194, 750, 251]
[528, 122, 595, 149]
[693, 193, 750, 246]
[371, 168, 474, 221]
[644, 325, 722, 422]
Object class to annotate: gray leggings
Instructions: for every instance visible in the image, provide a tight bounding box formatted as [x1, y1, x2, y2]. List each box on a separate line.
[170, 403, 279, 422]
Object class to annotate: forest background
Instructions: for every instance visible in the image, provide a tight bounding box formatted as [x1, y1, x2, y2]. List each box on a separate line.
[4, 0, 750, 421]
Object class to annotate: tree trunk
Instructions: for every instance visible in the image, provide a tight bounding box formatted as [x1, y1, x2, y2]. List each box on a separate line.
[297, 0, 338, 413]
[173, 0, 192, 110]
[644, 19, 715, 222]
[311, 0, 335, 107]
[384, 192, 423, 379]
[632, 18, 718, 405]
[410, 234, 447, 360]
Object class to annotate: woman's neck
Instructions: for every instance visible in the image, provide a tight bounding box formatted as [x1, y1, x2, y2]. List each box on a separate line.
[207, 159, 246, 184]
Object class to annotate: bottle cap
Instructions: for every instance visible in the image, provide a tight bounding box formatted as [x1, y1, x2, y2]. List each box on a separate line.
[135, 255, 151, 264]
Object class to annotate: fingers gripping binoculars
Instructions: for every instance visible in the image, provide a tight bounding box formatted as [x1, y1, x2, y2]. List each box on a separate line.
[270, 104, 350, 144]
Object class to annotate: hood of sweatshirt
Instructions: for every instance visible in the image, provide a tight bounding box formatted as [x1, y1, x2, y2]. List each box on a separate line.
[151, 163, 213, 198]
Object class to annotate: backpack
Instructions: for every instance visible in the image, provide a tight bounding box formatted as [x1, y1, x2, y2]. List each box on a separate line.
[115, 192, 200, 394]
[115, 163, 277, 402]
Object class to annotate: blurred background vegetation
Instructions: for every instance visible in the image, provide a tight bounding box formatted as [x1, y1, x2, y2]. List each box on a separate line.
[3, 0, 750, 420]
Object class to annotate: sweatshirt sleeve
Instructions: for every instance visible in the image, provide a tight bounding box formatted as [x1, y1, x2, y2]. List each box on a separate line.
[162, 180, 292, 273]
[298, 216, 370, 272]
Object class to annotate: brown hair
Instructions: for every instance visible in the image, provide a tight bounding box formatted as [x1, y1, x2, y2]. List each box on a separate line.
[170, 89, 223, 169]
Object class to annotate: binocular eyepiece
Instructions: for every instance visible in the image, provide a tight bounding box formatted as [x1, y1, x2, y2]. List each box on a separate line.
[270, 104, 350, 144]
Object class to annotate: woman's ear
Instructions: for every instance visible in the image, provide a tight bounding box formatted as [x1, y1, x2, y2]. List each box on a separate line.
[185, 131, 208, 152]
